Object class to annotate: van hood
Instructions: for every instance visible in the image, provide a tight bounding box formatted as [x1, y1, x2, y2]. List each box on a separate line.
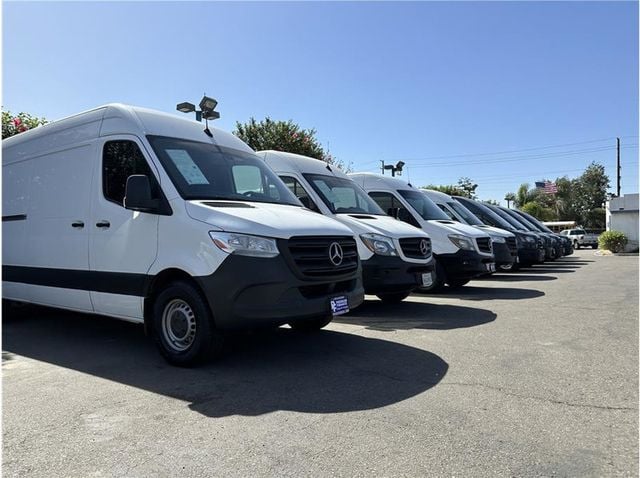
[335, 214, 429, 239]
[185, 200, 355, 239]
[474, 225, 515, 238]
[427, 219, 490, 239]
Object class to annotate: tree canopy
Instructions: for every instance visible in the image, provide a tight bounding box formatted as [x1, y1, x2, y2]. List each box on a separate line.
[2, 110, 47, 138]
[233, 117, 349, 171]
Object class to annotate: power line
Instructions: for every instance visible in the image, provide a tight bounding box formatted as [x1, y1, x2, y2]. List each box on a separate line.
[408, 145, 615, 168]
[382, 137, 616, 162]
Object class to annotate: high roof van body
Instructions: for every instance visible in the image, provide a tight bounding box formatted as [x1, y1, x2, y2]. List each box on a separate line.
[259, 151, 435, 302]
[2, 104, 364, 365]
[421, 189, 518, 270]
[349, 173, 494, 289]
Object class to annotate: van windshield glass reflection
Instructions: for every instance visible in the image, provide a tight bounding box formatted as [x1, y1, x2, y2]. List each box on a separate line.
[398, 190, 449, 221]
[147, 136, 301, 206]
[304, 174, 385, 215]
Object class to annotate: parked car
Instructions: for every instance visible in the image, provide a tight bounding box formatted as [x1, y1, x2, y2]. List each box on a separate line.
[560, 228, 599, 249]
[421, 189, 518, 271]
[350, 173, 495, 289]
[2, 104, 365, 365]
[258, 150, 435, 303]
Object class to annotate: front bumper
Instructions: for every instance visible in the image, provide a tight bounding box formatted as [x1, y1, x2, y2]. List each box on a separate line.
[493, 242, 517, 266]
[195, 254, 365, 329]
[518, 246, 546, 264]
[362, 255, 435, 294]
[436, 250, 495, 280]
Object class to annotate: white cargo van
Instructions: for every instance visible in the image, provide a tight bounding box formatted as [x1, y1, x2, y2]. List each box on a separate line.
[258, 151, 435, 303]
[2, 104, 365, 365]
[421, 189, 518, 271]
[349, 173, 494, 289]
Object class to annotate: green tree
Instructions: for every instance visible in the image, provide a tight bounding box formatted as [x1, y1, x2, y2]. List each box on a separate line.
[233, 117, 349, 170]
[2, 110, 47, 138]
[521, 201, 555, 221]
[485, 199, 500, 206]
[514, 183, 541, 208]
[572, 162, 610, 224]
[423, 177, 478, 198]
[457, 177, 478, 199]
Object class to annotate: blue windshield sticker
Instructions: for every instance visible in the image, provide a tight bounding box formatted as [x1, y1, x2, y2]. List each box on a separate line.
[166, 149, 209, 185]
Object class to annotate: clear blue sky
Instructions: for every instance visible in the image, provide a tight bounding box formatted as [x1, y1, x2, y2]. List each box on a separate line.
[3, 1, 638, 202]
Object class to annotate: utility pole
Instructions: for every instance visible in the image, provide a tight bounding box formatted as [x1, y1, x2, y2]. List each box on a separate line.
[616, 137, 621, 197]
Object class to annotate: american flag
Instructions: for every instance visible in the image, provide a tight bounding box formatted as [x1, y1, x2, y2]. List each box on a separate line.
[535, 181, 558, 194]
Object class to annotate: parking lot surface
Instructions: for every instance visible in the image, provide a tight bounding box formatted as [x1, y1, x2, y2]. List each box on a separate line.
[3, 253, 638, 477]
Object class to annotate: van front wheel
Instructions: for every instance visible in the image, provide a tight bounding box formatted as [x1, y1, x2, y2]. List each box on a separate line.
[152, 281, 223, 367]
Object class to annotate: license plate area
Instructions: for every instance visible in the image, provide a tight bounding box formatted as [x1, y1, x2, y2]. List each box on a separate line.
[330, 296, 349, 316]
[421, 272, 433, 287]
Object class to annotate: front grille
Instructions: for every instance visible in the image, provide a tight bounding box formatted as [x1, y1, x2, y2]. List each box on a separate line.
[399, 237, 431, 259]
[506, 236, 517, 251]
[287, 236, 358, 278]
[476, 237, 492, 254]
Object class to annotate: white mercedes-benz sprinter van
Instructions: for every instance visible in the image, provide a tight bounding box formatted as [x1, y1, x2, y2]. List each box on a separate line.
[349, 173, 495, 289]
[2, 104, 364, 365]
[421, 189, 518, 271]
[258, 151, 435, 303]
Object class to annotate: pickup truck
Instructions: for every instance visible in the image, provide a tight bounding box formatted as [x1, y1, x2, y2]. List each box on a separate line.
[560, 228, 599, 249]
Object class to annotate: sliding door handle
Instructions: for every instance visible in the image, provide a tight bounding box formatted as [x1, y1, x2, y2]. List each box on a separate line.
[96, 221, 111, 228]
[71, 221, 85, 228]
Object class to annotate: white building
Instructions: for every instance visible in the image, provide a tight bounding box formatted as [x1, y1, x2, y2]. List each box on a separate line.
[606, 193, 639, 252]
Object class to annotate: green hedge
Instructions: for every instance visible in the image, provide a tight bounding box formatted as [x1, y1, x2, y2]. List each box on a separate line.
[598, 231, 628, 253]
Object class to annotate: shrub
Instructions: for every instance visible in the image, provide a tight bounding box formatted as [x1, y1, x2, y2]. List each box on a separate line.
[598, 231, 628, 253]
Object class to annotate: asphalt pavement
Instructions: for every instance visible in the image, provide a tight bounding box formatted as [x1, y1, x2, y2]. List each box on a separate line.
[2, 252, 638, 477]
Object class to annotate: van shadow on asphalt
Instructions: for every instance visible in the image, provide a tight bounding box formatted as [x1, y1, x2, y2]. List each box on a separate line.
[418, 285, 545, 301]
[479, 273, 558, 282]
[335, 300, 496, 331]
[2, 306, 448, 418]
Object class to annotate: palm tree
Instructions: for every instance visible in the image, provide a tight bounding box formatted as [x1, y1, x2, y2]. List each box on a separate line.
[504, 193, 516, 208]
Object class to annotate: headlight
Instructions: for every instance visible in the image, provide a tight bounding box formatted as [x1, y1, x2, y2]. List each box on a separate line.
[360, 233, 398, 256]
[523, 236, 535, 243]
[448, 234, 475, 251]
[492, 237, 506, 244]
[209, 232, 279, 258]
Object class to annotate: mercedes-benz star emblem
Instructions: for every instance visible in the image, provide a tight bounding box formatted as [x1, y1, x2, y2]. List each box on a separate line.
[329, 242, 344, 266]
[419, 239, 430, 256]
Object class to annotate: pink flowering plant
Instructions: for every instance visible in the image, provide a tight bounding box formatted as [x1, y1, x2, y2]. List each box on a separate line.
[2, 110, 47, 138]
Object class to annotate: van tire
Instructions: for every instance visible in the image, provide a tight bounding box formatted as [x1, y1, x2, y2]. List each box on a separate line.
[288, 314, 333, 331]
[152, 281, 223, 367]
[377, 291, 411, 303]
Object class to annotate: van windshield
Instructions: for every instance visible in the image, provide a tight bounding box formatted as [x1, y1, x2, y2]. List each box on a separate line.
[447, 201, 484, 226]
[147, 136, 301, 206]
[454, 197, 515, 231]
[487, 205, 529, 231]
[303, 173, 385, 215]
[398, 190, 450, 221]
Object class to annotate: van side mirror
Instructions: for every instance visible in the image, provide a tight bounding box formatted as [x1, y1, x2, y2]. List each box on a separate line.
[124, 175, 160, 213]
[387, 207, 400, 219]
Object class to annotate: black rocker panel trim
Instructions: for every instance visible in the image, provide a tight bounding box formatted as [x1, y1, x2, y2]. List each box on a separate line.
[2, 266, 151, 297]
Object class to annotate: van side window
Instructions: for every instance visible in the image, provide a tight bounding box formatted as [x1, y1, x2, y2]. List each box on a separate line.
[280, 176, 320, 212]
[368, 191, 420, 228]
[103, 141, 154, 206]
